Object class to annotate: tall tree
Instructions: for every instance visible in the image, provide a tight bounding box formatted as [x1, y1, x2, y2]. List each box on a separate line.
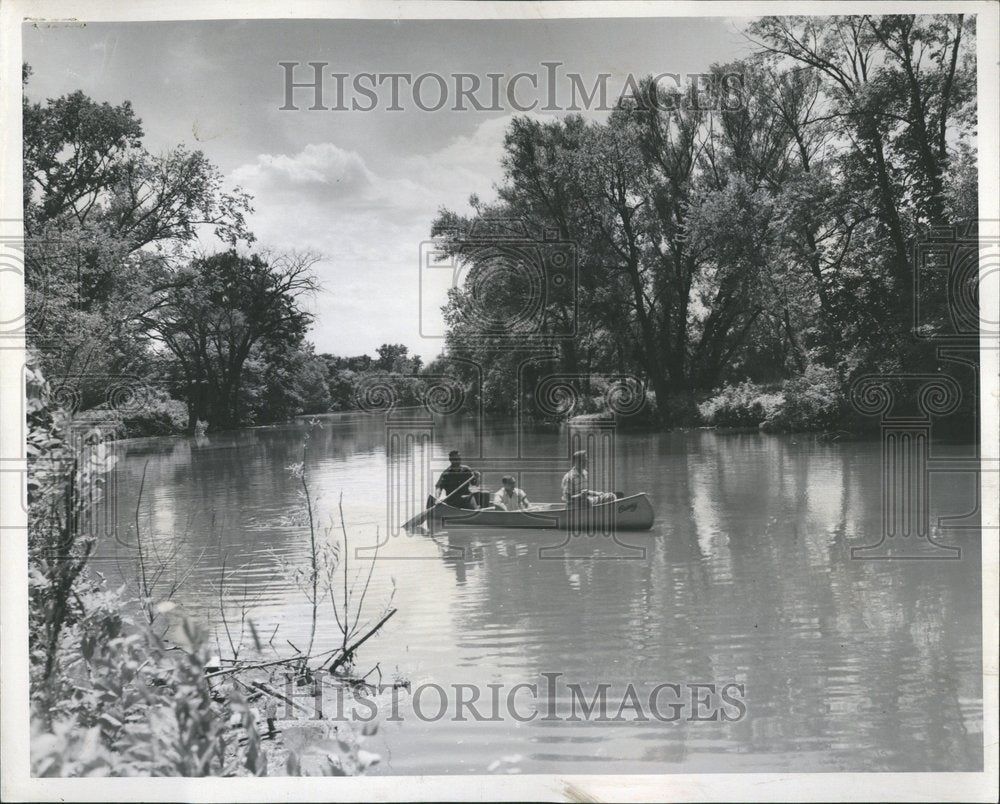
[748, 14, 976, 306]
[22, 70, 254, 406]
[142, 251, 318, 429]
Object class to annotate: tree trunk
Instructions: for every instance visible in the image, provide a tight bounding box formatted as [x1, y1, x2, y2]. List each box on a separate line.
[863, 123, 911, 297]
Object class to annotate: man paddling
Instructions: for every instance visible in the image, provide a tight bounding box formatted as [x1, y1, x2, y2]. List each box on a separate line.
[561, 450, 616, 506]
[435, 450, 480, 510]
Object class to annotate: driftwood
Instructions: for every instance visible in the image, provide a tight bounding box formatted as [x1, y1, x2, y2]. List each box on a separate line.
[203, 616, 396, 685]
[224, 673, 315, 718]
[250, 680, 314, 716]
[205, 654, 304, 679]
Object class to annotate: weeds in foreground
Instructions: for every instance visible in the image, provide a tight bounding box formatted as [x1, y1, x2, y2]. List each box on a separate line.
[28, 362, 391, 777]
[32, 616, 268, 777]
[282, 419, 397, 678]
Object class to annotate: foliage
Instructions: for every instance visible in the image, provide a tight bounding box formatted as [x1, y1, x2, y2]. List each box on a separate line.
[23, 74, 255, 413]
[140, 250, 319, 430]
[26, 352, 117, 684]
[241, 343, 332, 424]
[321, 346, 425, 412]
[23, 71, 323, 434]
[699, 365, 848, 432]
[699, 381, 784, 428]
[430, 13, 977, 428]
[126, 389, 189, 437]
[27, 356, 387, 777]
[32, 618, 268, 777]
[763, 365, 848, 432]
[27, 354, 267, 776]
[91, 386, 189, 437]
[280, 721, 382, 777]
[375, 343, 422, 374]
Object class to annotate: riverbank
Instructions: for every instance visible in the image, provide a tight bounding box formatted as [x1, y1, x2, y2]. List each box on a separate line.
[85, 360, 977, 443]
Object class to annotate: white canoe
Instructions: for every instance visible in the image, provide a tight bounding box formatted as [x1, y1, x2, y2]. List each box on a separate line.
[427, 493, 655, 531]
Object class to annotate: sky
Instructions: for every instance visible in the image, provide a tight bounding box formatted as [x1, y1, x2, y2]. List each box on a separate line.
[22, 17, 752, 361]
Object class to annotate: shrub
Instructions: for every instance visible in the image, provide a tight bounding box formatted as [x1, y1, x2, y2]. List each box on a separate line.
[87, 386, 189, 437]
[122, 388, 189, 436]
[698, 380, 783, 427]
[762, 365, 846, 432]
[31, 616, 268, 777]
[655, 392, 698, 427]
[699, 367, 848, 432]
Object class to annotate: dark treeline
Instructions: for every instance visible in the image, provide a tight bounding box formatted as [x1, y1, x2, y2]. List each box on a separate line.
[431, 14, 978, 431]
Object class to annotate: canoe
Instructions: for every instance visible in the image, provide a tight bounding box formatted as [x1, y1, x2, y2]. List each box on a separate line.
[426, 493, 655, 531]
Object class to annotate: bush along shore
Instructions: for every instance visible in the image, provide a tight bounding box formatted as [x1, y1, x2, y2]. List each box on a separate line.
[698, 366, 848, 434]
[28, 354, 400, 777]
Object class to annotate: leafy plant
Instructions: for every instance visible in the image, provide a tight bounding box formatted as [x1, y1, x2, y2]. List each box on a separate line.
[32, 617, 269, 777]
[763, 365, 847, 432]
[698, 380, 784, 427]
[699, 366, 848, 433]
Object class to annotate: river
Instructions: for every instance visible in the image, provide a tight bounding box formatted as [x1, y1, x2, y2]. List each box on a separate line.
[92, 414, 984, 774]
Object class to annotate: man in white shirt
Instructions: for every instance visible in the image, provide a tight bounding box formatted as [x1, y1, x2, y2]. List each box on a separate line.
[492, 475, 532, 511]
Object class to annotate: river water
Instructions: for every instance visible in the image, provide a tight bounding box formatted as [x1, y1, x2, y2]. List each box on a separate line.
[93, 415, 984, 774]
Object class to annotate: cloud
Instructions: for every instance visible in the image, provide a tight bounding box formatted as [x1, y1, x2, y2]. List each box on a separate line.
[232, 111, 562, 215]
[226, 112, 564, 356]
[232, 142, 375, 195]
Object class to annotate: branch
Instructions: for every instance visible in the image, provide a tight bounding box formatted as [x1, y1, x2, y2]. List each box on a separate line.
[327, 607, 398, 674]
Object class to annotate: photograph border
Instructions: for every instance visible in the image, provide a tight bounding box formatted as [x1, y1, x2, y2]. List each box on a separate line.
[1, 1, 997, 801]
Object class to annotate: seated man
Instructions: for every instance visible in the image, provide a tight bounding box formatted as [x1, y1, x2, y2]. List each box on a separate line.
[561, 450, 617, 506]
[492, 475, 532, 511]
[435, 450, 480, 510]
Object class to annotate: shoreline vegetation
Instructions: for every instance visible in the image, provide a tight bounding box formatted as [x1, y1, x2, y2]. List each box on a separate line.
[29, 361, 397, 776]
[23, 12, 978, 777]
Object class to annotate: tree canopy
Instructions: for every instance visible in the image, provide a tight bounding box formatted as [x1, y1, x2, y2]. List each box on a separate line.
[430, 13, 978, 425]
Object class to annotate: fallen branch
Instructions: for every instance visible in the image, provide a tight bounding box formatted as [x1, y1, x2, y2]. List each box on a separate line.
[224, 677, 315, 717]
[205, 654, 302, 679]
[250, 680, 313, 716]
[327, 607, 397, 674]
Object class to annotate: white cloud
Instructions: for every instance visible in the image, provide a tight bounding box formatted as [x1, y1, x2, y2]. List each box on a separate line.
[232, 142, 375, 194]
[227, 112, 564, 357]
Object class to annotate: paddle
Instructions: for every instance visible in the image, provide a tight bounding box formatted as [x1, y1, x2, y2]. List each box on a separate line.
[401, 472, 476, 531]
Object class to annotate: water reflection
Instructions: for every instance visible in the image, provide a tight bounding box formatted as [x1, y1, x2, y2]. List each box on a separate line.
[94, 420, 983, 774]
